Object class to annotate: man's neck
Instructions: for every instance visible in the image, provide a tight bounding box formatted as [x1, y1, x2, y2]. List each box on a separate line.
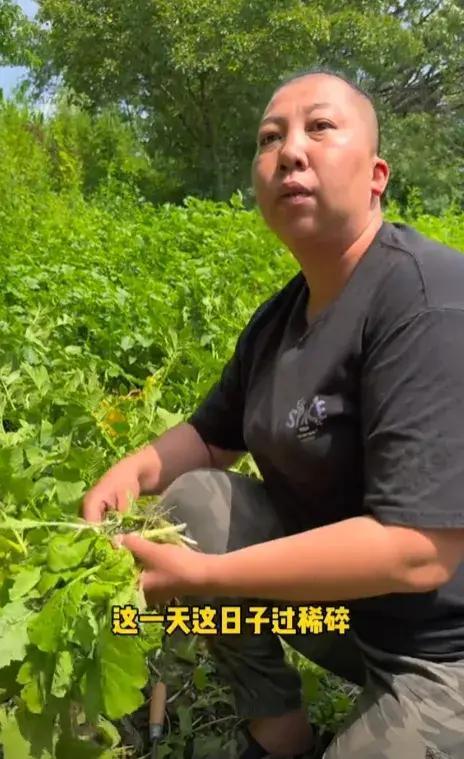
[293, 213, 384, 321]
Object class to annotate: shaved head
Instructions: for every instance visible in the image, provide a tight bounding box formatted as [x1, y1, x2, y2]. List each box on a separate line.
[272, 68, 380, 157]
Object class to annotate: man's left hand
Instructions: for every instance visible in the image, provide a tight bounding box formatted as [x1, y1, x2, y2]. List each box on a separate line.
[118, 533, 210, 604]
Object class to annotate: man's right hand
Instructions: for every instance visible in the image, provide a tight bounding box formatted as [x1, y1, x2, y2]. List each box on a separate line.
[82, 457, 142, 523]
[81, 423, 242, 524]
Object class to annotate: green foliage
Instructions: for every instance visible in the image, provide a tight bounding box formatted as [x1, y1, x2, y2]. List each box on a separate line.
[0, 515, 164, 757]
[0, 0, 35, 67]
[0, 97, 183, 204]
[380, 111, 464, 216]
[19, 0, 464, 211]
[42, 98, 185, 203]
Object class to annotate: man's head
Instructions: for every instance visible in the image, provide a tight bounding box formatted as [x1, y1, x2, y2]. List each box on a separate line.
[251, 68, 390, 250]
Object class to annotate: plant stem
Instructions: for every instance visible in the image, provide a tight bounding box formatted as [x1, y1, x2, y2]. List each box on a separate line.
[0, 518, 99, 532]
[12, 529, 28, 556]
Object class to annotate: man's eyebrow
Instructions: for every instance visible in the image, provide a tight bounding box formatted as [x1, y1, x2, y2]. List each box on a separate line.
[259, 102, 334, 127]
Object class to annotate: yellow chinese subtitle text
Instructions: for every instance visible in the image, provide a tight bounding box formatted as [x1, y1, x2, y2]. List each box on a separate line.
[111, 604, 350, 636]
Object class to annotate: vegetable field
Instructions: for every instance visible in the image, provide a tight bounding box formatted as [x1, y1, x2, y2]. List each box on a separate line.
[1, 135, 464, 758]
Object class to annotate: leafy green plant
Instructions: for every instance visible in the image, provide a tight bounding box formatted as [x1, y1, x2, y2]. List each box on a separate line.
[0, 502, 196, 758]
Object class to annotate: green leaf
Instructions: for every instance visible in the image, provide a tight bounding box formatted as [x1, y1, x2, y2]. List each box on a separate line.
[154, 406, 184, 433]
[0, 534, 24, 557]
[55, 733, 113, 759]
[0, 708, 32, 759]
[0, 660, 22, 701]
[21, 676, 45, 714]
[81, 626, 148, 721]
[80, 662, 101, 724]
[95, 546, 136, 584]
[0, 705, 55, 758]
[23, 364, 50, 394]
[28, 593, 66, 654]
[155, 745, 171, 759]
[120, 335, 134, 351]
[85, 582, 115, 602]
[51, 650, 74, 698]
[28, 582, 86, 653]
[301, 669, 320, 704]
[0, 601, 34, 668]
[193, 735, 224, 758]
[47, 534, 95, 572]
[7, 476, 35, 504]
[17, 660, 33, 686]
[177, 704, 192, 736]
[36, 571, 62, 595]
[333, 693, 353, 711]
[70, 606, 99, 653]
[16, 706, 55, 759]
[98, 627, 148, 719]
[9, 566, 42, 601]
[137, 619, 164, 654]
[17, 649, 55, 715]
[172, 635, 198, 664]
[17, 706, 54, 759]
[55, 480, 86, 506]
[192, 664, 208, 691]
[95, 716, 121, 748]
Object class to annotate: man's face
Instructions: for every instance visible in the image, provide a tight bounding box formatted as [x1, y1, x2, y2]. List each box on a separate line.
[251, 74, 385, 246]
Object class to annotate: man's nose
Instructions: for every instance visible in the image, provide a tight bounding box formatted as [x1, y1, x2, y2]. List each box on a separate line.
[278, 132, 310, 172]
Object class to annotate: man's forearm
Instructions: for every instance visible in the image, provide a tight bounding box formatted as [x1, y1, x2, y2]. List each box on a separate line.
[131, 423, 211, 494]
[199, 515, 452, 602]
[134, 423, 242, 495]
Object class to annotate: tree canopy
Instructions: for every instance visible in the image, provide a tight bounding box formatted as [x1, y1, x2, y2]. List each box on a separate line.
[6, 0, 464, 213]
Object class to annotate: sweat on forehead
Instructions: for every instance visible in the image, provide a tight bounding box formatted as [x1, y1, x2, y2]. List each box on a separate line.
[265, 71, 380, 156]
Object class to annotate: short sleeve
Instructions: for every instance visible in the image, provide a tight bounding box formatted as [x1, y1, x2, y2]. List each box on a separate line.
[361, 308, 464, 528]
[186, 296, 273, 451]
[187, 335, 248, 451]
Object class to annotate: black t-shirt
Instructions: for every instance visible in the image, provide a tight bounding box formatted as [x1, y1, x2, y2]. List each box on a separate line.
[188, 220, 464, 661]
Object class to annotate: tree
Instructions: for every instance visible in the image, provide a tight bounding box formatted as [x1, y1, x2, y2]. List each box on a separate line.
[0, 0, 34, 67]
[25, 0, 464, 211]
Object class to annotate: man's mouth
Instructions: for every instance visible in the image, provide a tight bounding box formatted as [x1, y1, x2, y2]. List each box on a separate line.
[282, 190, 313, 198]
[280, 189, 315, 204]
[279, 181, 314, 199]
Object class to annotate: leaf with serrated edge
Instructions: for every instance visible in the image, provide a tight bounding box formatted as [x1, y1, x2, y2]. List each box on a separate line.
[0, 602, 35, 668]
[0, 708, 32, 759]
[51, 650, 73, 699]
[9, 566, 42, 601]
[28, 583, 86, 653]
[21, 677, 44, 714]
[47, 534, 94, 572]
[97, 627, 148, 720]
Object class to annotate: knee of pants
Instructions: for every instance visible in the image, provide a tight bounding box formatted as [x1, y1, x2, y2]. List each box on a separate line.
[157, 468, 233, 555]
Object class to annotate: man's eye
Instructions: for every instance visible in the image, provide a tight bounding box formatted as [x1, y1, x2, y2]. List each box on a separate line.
[311, 120, 332, 130]
[259, 133, 278, 146]
[258, 121, 332, 146]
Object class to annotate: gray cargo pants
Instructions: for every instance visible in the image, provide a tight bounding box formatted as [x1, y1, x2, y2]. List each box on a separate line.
[158, 468, 464, 758]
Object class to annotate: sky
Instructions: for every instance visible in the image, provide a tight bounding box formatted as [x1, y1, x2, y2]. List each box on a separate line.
[0, 0, 37, 97]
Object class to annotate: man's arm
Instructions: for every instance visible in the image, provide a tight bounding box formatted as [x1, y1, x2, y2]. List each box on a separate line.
[82, 422, 243, 521]
[197, 516, 464, 602]
[120, 514, 464, 606]
[136, 422, 244, 494]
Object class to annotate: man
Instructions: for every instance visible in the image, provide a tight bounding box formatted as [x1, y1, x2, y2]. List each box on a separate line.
[83, 68, 464, 758]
